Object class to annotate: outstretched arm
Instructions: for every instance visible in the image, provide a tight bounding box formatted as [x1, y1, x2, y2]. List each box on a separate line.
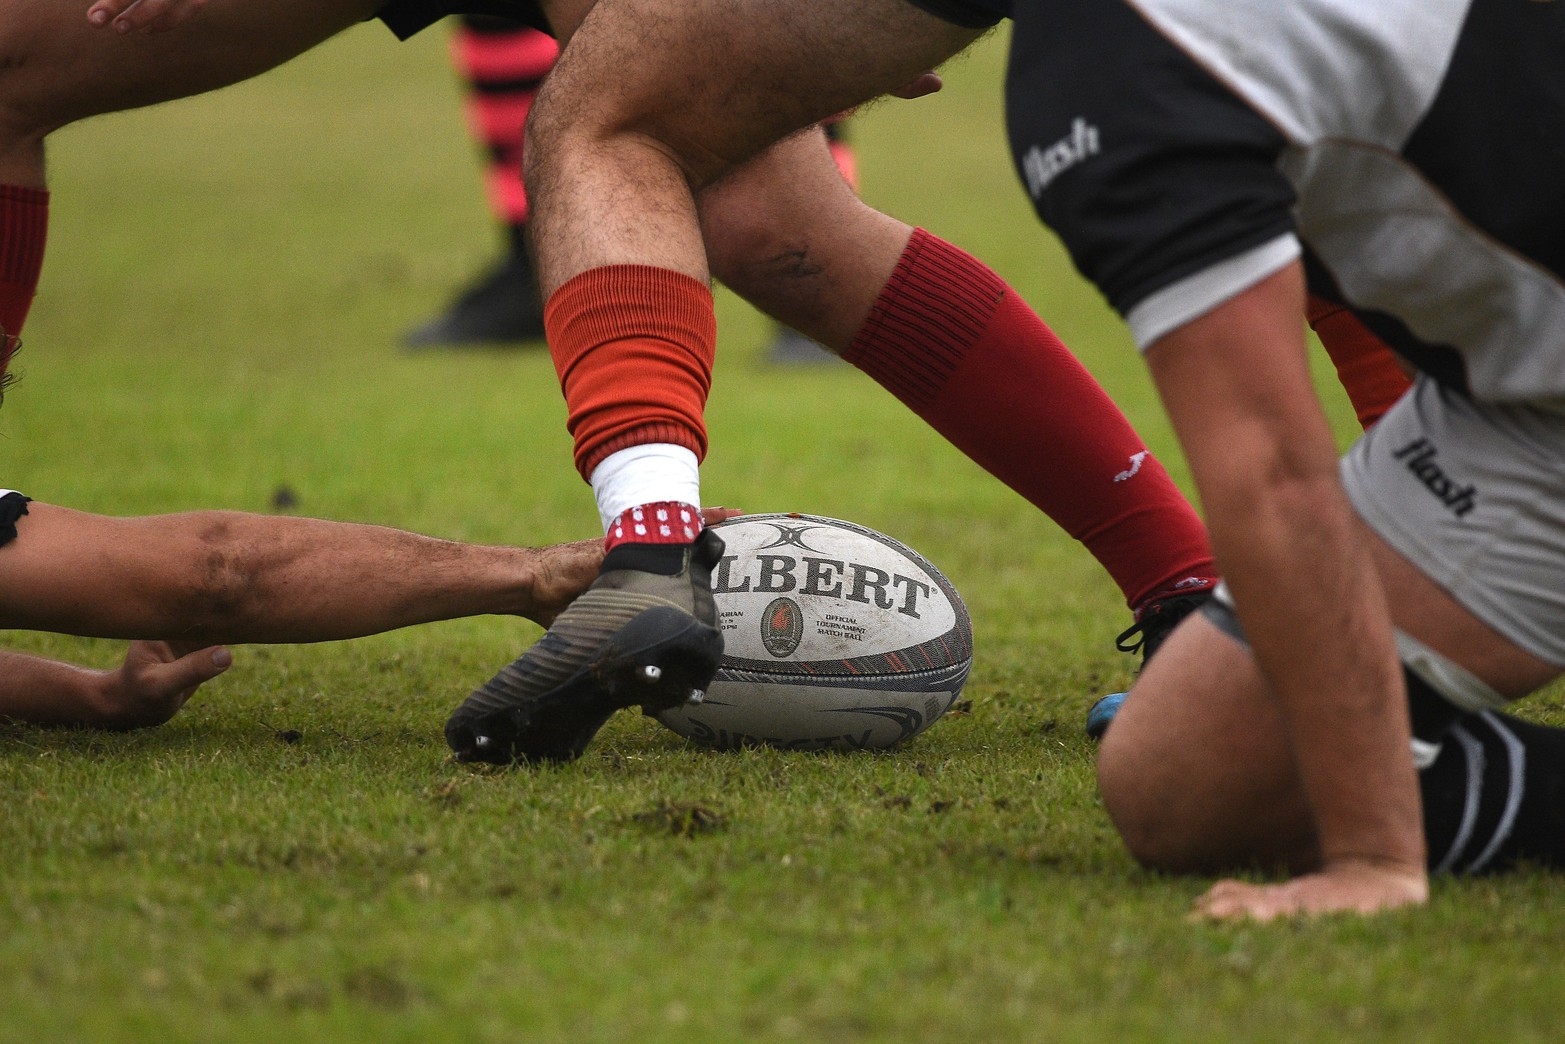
[1145, 263, 1427, 919]
[0, 503, 604, 644]
[0, 504, 739, 727]
[0, 640, 230, 729]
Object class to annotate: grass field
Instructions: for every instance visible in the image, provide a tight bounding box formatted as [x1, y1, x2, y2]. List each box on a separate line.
[6, 23, 1565, 1043]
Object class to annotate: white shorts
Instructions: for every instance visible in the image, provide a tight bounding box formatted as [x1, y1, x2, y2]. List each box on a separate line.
[1342, 376, 1565, 667]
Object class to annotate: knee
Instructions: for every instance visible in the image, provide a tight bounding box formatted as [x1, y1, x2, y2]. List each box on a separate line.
[523, 62, 663, 167]
[701, 192, 804, 301]
[0, 43, 70, 157]
[522, 53, 742, 196]
[1094, 687, 1231, 874]
[521, 74, 579, 170]
[1097, 746, 1207, 873]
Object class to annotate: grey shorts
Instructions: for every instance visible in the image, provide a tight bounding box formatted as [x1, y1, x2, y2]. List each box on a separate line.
[1342, 375, 1565, 666]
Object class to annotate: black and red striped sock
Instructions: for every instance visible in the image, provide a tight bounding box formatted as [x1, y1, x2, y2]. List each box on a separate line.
[451, 17, 558, 237]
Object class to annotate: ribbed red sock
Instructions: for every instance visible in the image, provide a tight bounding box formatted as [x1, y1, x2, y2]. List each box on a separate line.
[0, 186, 48, 337]
[843, 229, 1216, 611]
[546, 265, 716, 480]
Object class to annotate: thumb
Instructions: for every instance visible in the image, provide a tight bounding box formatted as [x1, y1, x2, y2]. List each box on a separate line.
[154, 645, 233, 692]
[889, 72, 943, 100]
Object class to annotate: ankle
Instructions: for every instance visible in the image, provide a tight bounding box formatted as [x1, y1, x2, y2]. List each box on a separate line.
[604, 501, 703, 554]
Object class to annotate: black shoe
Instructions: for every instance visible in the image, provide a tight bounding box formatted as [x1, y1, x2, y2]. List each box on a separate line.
[1085, 588, 1214, 740]
[445, 529, 726, 765]
[403, 250, 546, 348]
[765, 325, 841, 366]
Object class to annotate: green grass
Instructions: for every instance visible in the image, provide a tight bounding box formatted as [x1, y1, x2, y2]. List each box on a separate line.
[4, 23, 1563, 1043]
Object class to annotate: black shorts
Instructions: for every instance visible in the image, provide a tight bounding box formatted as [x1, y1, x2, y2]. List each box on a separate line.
[903, 0, 1007, 29]
[377, 0, 552, 39]
[0, 491, 30, 549]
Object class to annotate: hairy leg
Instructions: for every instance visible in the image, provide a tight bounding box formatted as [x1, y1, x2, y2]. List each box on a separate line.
[0, 503, 600, 643]
[525, 0, 983, 295]
[520, 0, 978, 485]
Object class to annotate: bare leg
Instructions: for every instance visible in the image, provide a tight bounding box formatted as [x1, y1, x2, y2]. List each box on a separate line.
[0, 0, 384, 366]
[698, 132, 908, 349]
[525, 0, 983, 294]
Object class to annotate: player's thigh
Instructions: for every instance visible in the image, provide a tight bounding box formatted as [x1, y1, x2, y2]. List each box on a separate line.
[1097, 614, 1321, 874]
[541, 0, 987, 185]
[0, 0, 382, 136]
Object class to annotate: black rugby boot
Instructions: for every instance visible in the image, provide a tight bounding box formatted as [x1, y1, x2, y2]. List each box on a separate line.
[402, 249, 546, 348]
[445, 528, 725, 765]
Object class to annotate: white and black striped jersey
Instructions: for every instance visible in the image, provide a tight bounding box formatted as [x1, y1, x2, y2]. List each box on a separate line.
[1003, 0, 1565, 410]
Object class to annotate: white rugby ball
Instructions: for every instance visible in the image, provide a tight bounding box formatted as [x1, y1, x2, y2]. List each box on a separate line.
[657, 514, 973, 751]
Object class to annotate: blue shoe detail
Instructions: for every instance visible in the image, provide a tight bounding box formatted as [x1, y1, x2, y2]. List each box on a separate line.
[1085, 692, 1127, 740]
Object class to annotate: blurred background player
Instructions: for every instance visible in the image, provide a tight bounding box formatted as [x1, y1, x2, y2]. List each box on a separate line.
[402, 16, 848, 364]
[401, 17, 556, 347]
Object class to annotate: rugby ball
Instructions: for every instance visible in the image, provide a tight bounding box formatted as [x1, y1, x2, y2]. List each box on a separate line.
[656, 514, 973, 751]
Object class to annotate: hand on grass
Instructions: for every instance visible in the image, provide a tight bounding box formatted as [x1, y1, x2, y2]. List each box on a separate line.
[94, 640, 231, 729]
[1193, 859, 1428, 922]
[86, 0, 209, 34]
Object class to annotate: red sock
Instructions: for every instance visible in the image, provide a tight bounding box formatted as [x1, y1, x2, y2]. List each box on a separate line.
[1307, 294, 1412, 431]
[842, 229, 1216, 611]
[604, 501, 704, 552]
[546, 265, 716, 479]
[0, 186, 46, 391]
[1, 186, 48, 337]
